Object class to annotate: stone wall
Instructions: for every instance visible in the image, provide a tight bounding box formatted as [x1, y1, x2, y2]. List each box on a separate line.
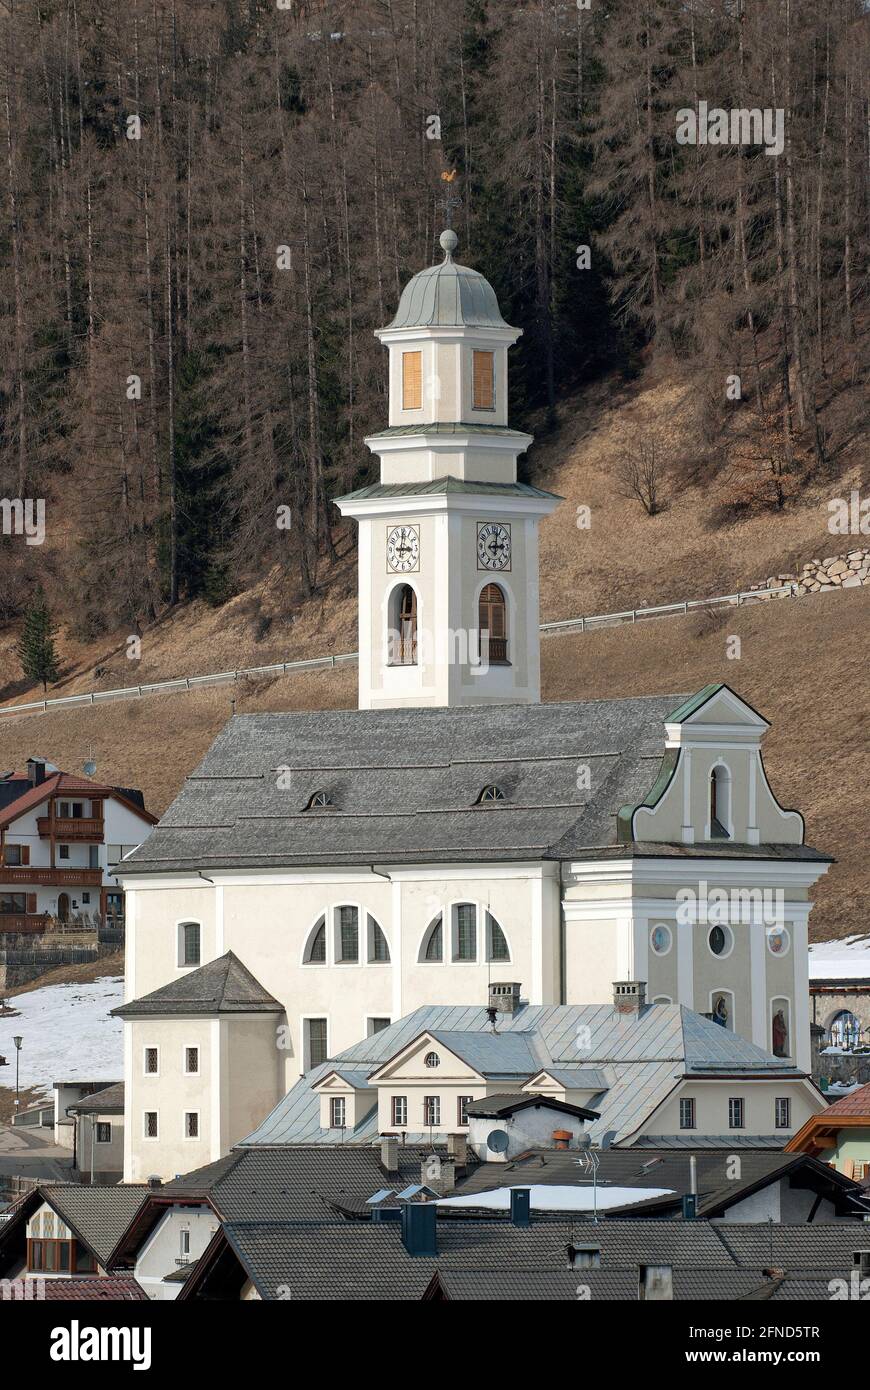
[751, 547, 870, 595]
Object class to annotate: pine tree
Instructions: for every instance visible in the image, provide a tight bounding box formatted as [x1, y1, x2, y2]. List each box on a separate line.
[17, 589, 60, 692]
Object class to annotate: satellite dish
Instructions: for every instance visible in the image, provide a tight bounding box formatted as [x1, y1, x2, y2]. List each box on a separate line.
[486, 1128, 510, 1155]
[83, 760, 97, 776]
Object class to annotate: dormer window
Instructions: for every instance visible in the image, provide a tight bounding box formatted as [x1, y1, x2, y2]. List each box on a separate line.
[305, 790, 333, 810]
[476, 784, 505, 804]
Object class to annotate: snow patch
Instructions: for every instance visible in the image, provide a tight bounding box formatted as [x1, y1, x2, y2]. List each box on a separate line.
[0, 975, 123, 1099]
[436, 1183, 674, 1213]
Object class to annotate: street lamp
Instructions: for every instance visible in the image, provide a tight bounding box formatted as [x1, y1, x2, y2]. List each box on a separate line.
[12, 1036, 22, 1116]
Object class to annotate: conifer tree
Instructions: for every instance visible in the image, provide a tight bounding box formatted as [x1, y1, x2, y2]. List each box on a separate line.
[17, 589, 60, 692]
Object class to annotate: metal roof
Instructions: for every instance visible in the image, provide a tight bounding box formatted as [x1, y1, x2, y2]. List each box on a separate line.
[384, 246, 509, 331]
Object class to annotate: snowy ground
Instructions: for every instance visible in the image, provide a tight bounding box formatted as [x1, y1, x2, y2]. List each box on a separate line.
[809, 934, 870, 980]
[0, 974, 123, 1100]
[437, 1184, 674, 1213]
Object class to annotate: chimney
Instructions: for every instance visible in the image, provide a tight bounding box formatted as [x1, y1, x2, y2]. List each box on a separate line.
[489, 982, 521, 1015]
[420, 1155, 455, 1196]
[147, 1174, 162, 1189]
[27, 758, 46, 788]
[552, 1130, 572, 1150]
[380, 1136, 399, 1175]
[682, 1194, 698, 1221]
[400, 1202, 437, 1257]
[447, 1133, 468, 1167]
[613, 981, 647, 1016]
[510, 1188, 531, 1228]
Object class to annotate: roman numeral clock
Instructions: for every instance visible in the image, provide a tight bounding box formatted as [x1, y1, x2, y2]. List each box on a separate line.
[477, 521, 511, 571]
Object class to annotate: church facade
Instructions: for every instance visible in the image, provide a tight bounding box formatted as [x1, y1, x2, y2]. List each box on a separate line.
[116, 231, 830, 1182]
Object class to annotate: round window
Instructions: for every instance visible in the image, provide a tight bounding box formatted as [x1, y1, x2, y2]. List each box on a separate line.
[766, 926, 790, 956]
[708, 925, 732, 957]
[650, 924, 672, 955]
[423, 1051, 440, 1069]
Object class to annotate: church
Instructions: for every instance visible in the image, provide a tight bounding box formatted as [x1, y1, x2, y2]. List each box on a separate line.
[114, 230, 830, 1183]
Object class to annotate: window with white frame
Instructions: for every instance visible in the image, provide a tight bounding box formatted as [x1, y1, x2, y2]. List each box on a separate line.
[330, 1097, 346, 1129]
[367, 1017, 390, 1037]
[775, 1097, 791, 1129]
[180, 1229, 191, 1259]
[367, 915, 391, 963]
[144, 1047, 159, 1076]
[184, 1112, 199, 1139]
[424, 1095, 441, 1127]
[709, 765, 731, 840]
[184, 1047, 199, 1075]
[335, 906, 359, 963]
[392, 1095, 407, 1127]
[452, 904, 477, 961]
[728, 1096, 745, 1129]
[457, 1096, 473, 1126]
[179, 921, 201, 967]
[144, 1112, 158, 1139]
[95, 1122, 111, 1144]
[679, 1097, 696, 1130]
[304, 1017, 328, 1070]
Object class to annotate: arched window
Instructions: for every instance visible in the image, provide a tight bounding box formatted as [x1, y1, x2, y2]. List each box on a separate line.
[485, 912, 510, 962]
[367, 915, 391, 963]
[305, 790, 333, 811]
[303, 915, 327, 964]
[479, 584, 508, 664]
[829, 1010, 862, 1051]
[709, 765, 731, 840]
[334, 906, 360, 963]
[476, 784, 505, 804]
[389, 584, 417, 666]
[420, 914, 443, 962]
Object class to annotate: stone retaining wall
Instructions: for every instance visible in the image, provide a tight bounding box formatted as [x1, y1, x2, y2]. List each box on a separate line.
[752, 547, 870, 595]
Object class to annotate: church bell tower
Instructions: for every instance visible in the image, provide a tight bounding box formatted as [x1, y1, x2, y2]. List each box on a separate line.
[334, 229, 560, 710]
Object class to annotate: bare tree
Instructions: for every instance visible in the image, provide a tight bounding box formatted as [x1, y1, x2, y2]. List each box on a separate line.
[617, 434, 667, 516]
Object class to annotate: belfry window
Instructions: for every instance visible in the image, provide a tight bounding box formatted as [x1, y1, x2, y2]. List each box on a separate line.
[472, 350, 495, 410]
[479, 584, 508, 664]
[389, 584, 417, 666]
[709, 766, 731, 839]
[402, 350, 422, 410]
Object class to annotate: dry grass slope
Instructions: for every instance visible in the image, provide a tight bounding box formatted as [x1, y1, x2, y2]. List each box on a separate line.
[0, 586, 864, 942]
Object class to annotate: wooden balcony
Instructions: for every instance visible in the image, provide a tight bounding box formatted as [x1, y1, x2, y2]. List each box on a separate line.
[36, 816, 104, 842]
[0, 914, 46, 934]
[0, 867, 102, 888]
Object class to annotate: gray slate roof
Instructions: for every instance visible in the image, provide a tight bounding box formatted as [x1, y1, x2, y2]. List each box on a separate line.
[120, 696, 684, 874]
[241, 1001, 806, 1149]
[68, 1082, 125, 1115]
[336, 472, 555, 501]
[112, 951, 283, 1019]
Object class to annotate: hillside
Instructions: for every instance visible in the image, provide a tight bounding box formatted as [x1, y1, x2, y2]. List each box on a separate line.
[0, 578, 865, 943]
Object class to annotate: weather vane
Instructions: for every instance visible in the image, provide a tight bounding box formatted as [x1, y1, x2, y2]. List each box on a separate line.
[439, 169, 462, 230]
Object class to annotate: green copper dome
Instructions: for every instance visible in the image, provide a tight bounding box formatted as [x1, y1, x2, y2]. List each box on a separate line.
[384, 229, 510, 331]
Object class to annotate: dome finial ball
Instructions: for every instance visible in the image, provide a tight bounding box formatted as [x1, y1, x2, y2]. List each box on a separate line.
[439, 228, 459, 258]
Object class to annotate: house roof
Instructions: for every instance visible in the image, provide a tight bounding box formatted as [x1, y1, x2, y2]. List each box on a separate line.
[117, 694, 825, 877]
[0, 771, 155, 832]
[112, 952, 283, 1019]
[240, 1001, 809, 1148]
[786, 1080, 870, 1155]
[817, 1081, 870, 1118]
[67, 1082, 125, 1116]
[0, 1184, 148, 1273]
[181, 1217, 868, 1303]
[7, 1276, 147, 1301]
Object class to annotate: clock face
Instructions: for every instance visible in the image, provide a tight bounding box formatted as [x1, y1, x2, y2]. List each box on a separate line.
[386, 524, 420, 573]
[477, 521, 511, 571]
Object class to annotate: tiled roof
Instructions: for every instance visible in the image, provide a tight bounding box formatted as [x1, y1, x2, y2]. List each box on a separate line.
[0, 771, 153, 830]
[162, 1144, 461, 1223]
[68, 1082, 125, 1115]
[19, 1276, 146, 1301]
[818, 1081, 870, 1117]
[112, 951, 283, 1019]
[38, 1185, 149, 1268]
